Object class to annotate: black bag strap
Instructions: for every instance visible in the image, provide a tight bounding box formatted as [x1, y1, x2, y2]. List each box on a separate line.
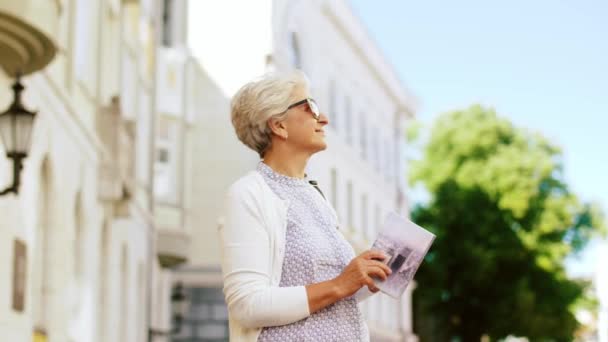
[308, 179, 326, 200]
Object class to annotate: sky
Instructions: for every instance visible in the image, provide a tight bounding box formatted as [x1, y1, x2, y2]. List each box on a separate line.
[349, 0, 607, 277]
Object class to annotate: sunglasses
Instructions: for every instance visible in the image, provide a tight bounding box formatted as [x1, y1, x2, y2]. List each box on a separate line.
[285, 98, 320, 121]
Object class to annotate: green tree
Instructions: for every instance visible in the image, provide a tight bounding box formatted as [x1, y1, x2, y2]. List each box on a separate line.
[410, 105, 605, 341]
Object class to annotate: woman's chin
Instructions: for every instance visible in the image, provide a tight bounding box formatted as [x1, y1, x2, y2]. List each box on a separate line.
[304, 137, 327, 154]
[314, 141, 328, 152]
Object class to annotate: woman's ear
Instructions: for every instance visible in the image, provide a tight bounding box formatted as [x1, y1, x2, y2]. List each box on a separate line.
[268, 118, 288, 140]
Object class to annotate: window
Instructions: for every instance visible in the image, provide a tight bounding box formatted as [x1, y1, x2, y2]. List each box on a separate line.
[385, 137, 393, 180]
[157, 148, 169, 163]
[377, 134, 385, 175]
[74, 0, 97, 89]
[375, 204, 381, 239]
[290, 32, 302, 69]
[361, 194, 368, 238]
[155, 116, 179, 202]
[360, 113, 367, 159]
[361, 299, 369, 319]
[330, 168, 338, 210]
[158, 115, 172, 140]
[328, 80, 336, 129]
[394, 128, 400, 181]
[392, 299, 399, 330]
[372, 296, 382, 324]
[371, 126, 380, 170]
[162, 0, 175, 46]
[347, 181, 353, 231]
[395, 135, 405, 184]
[345, 96, 353, 144]
[179, 287, 229, 340]
[58, 0, 74, 87]
[380, 295, 388, 328]
[387, 298, 398, 330]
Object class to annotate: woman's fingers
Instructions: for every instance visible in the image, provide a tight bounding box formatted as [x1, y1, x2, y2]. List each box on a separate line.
[366, 264, 390, 281]
[364, 260, 392, 276]
[365, 277, 379, 292]
[361, 250, 388, 262]
[336, 250, 394, 296]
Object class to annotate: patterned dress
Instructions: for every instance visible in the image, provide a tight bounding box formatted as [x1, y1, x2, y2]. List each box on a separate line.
[256, 162, 369, 342]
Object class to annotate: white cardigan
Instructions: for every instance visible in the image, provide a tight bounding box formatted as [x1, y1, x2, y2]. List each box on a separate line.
[219, 170, 313, 341]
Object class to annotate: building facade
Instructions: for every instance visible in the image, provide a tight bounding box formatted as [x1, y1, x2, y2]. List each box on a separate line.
[0, 0, 189, 341]
[1, 0, 420, 341]
[175, 0, 418, 341]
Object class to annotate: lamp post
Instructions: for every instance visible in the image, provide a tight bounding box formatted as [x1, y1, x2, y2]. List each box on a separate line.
[0, 74, 37, 196]
[149, 282, 189, 338]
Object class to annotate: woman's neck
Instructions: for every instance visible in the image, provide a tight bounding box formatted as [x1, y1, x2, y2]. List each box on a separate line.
[262, 149, 310, 179]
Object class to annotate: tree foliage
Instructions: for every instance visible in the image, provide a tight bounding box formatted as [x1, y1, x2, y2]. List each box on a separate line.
[410, 105, 605, 341]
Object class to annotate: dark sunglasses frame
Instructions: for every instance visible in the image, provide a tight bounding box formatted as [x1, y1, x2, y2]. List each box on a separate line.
[285, 98, 320, 120]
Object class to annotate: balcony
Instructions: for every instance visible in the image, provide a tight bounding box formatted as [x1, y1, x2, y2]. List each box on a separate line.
[154, 46, 191, 268]
[96, 96, 135, 210]
[0, 0, 58, 76]
[155, 204, 190, 268]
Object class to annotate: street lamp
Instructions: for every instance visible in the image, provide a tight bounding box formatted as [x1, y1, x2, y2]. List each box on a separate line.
[0, 75, 37, 196]
[149, 282, 189, 337]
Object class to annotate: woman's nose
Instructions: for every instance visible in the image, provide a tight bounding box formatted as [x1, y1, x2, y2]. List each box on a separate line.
[318, 112, 329, 126]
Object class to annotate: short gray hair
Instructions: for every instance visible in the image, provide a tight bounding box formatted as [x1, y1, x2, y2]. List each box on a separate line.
[230, 70, 310, 157]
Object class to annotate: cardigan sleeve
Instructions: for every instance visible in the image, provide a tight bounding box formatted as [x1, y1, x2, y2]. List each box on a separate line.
[219, 182, 311, 329]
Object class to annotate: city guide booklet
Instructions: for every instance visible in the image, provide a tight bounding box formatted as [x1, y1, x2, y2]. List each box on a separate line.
[368, 212, 435, 299]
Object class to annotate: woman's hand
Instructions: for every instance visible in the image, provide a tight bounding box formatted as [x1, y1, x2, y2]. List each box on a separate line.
[333, 250, 392, 297]
[305, 250, 391, 313]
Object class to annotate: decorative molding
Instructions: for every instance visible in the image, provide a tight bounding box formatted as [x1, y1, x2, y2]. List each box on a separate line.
[0, 10, 57, 76]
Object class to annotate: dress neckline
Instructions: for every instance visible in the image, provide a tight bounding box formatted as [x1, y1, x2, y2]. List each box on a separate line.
[257, 161, 308, 188]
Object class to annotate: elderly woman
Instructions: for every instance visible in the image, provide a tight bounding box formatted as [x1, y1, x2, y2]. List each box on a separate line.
[220, 70, 391, 342]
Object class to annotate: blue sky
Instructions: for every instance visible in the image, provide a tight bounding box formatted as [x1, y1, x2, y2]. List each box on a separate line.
[349, 0, 607, 276]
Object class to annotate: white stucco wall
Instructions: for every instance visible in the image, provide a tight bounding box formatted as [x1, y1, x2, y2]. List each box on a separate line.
[0, 71, 154, 342]
[0, 0, 170, 341]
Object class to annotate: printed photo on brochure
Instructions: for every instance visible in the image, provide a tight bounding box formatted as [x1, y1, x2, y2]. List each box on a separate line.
[370, 212, 436, 298]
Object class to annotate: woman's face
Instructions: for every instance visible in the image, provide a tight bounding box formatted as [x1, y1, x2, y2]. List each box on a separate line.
[281, 85, 330, 154]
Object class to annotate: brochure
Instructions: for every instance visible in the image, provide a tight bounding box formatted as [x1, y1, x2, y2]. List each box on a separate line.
[370, 212, 435, 298]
